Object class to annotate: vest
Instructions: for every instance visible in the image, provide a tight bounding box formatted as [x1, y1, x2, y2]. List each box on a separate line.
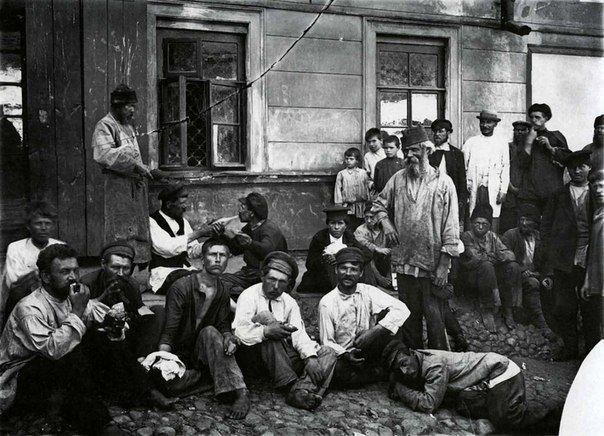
[149, 210, 191, 270]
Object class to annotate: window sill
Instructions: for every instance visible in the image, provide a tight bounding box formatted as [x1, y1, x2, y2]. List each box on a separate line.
[150, 170, 337, 186]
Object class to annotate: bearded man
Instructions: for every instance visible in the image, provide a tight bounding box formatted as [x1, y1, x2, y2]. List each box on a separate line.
[372, 126, 461, 350]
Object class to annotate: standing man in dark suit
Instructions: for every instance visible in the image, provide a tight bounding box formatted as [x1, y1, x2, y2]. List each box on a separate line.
[430, 119, 468, 229]
[541, 150, 593, 361]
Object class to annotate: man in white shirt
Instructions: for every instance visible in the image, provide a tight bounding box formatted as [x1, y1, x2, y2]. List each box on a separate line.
[233, 251, 337, 410]
[149, 183, 223, 293]
[2, 200, 63, 327]
[319, 247, 410, 387]
[462, 110, 510, 232]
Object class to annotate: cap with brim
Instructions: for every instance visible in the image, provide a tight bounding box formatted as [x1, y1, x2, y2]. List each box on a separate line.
[476, 110, 501, 122]
[512, 120, 531, 128]
[323, 204, 350, 221]
[382, 340, 410, 370]
[102, 240, 135, 261]
[262, 251, 299, 283]
[335, 247, 364, 265]
[430, 119, 453, 132]
[110, 84, 138, 105]
[401, 126, 429, 148]
[158, 183, 186, 202]
[563, 150, 592, 168]
[470, 204, 494, 224]
[595, 114, 604, 127]
[518, 203, 541, 225]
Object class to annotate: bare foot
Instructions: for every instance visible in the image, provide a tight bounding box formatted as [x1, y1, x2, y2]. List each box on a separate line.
[286, 388, 322, 411]
[148, 388, 178, 410]
[227, 388, 250, 419]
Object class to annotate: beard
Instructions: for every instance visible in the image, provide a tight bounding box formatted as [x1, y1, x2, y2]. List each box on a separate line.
[405, 155, 429, 179]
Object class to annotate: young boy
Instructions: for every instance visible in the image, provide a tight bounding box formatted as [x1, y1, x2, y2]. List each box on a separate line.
[354, 203, 391, 289]
[334, 147, 370, 230]
[373, 135, 405, 194]
[363, 128, 386, 186]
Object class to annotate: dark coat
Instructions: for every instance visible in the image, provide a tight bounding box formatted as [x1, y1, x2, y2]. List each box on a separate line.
[429, 144, 468, 220]
[80, 268, 143, 316]
[501, 228, 546, 276]
[297, 228, 371, 294]
[541, 184, 592, 274]
[228, 219, 288, 271]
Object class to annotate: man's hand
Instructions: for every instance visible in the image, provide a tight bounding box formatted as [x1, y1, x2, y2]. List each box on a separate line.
[136, 164, 154, 180]
[522, 270, 537, 279]
[263, 322, 297, 340]
[382, 219, 400, 246]
[353, 325, 387, 351]
[223, 333, 239, 356]
[432, 254, 450, 288]
[235, 233, 253, 247]
[210, 221, 225, 235]
[69, 283, 90, 319]
[536, 136, 553, 152]
[304, 356, 323, 386]
[541, 277, 553, 291]
[322, 254, 337, 266]
[375, 247, 391, 256]
[342, 348, 365, 366]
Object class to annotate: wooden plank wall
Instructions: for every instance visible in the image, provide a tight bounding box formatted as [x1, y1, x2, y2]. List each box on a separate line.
[25, 0, 147, 256]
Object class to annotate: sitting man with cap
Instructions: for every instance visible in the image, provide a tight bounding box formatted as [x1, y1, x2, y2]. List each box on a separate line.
[149, 183, 223, 293]
[384, 341, 537, 432]
[233, 252, 337, 410]
[501, 203, 551, 329]
[319, 247, 410, 388]
[80, 240, 159, 357]
[297, 204, 372, 294]
[220, 192, 288, 299]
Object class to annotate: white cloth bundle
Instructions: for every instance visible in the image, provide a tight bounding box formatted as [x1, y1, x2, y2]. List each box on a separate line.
[141, 351, 186, 381]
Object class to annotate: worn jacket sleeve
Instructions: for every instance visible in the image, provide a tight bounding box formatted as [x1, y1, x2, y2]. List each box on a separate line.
[440, 177, 461, 258]
[550, 131, 570, 164]
[460, 232, 487, 269]
[305, 233, 327, 272]
[493, 233, 516, 263]
[159, 280, 187, 348]
[354, 226, 378, 252]
[393, 360, 449, 413]
[246, 226, 280, 261]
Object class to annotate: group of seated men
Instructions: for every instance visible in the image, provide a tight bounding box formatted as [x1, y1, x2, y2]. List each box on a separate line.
[0, 189, 562, 434]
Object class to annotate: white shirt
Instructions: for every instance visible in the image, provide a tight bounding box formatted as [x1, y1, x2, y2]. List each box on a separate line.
[523, 235, 536, 268]
[434, 141, 451, 176]
[148, 210, 202, 292]
[232, 283, 320, 359]
[318, 283, 410, 356]
[4, 238, 64, 288]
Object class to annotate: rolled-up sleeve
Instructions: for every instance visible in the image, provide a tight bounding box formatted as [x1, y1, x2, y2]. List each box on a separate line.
[318, 301, 348, 356]
[232, 290, 265, 346]
[369, 289, 410, 335]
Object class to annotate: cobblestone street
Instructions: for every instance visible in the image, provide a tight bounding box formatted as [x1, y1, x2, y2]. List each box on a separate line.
[1, 357, 578, 435]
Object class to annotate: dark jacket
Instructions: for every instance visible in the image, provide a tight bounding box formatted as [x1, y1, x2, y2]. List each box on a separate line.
[80, 268, 143, 316]
[228, 219, 288, 271]
[429, 144, 468, 219]
[159, 273, 231, 363]
[541, 184, 592, 274]
[297, 228, 371, 294]
[501, 228, 546, 276]
[374, 157, 405, 194]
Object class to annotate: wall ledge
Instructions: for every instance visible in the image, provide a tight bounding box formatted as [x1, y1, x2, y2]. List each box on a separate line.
[150, 171, 337, 186]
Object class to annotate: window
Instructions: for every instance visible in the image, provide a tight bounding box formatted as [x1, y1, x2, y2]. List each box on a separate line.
[158, 29, 246, 169]
[377, 38, 445, 137]
[0, 27, 24, 148]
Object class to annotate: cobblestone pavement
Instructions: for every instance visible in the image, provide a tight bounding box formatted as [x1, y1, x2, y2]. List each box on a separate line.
[1, 357, 578, 435]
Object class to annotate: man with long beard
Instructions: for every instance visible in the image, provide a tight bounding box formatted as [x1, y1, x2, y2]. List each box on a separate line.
[372, 126, 461, 350]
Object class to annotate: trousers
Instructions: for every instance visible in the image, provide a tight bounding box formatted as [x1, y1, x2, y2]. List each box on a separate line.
[461, 261, 522, 308]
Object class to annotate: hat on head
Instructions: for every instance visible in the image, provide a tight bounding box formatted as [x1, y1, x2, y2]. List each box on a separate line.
[401, 126, 429, 148]
[512, 120, 531, 128]
[101, 239, 135, 261]
[518, 203, 541, 225]
[382, 340, 411, 371]
[158, 182, 187, 202]
[262, 251, 299, 283]
[323, 204, 350, 222]
[563, 150, 592, 168]
[431, 119, 453, 132]
[476, 110, 501, 122]
[238, 192, 268, 220]
[110, 84, 138, 105]
[470, 204, 494, 224]
[528, 103, 552, 120]
[594, 114, 604, 127]
[335, 247, 364, 265]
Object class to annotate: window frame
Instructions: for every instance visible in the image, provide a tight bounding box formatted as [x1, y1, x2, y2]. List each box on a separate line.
[0, 25, 26, 146]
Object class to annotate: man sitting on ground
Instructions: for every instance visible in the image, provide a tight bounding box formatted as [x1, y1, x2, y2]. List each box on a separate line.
[220, 192, 288, 299]
[354, 203, 392, 289]
[233, 251, 337, 410]
[149, 183, 222, 293]
[2, 200, 63, 326]
[158, 236, 250, 419]
[319, 247, 410, 388]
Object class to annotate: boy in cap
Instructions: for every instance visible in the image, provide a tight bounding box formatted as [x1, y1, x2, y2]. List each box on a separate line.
[233, 252, 337, 410]
[519, 103, 570, 213]
[220, 192, 288, 299]
[459, 204, 522, 332]
[542, 150, 593, 360]
[372, 126, 460, 351]
[318, 247, 410, 387]
[149, 183, 223, 293]
[462, 110, 509, 231]
[92, 84, 154, 264]
[297, 205, 371, 294]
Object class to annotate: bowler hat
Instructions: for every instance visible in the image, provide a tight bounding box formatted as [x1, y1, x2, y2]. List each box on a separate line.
[476, 110, 501, 122]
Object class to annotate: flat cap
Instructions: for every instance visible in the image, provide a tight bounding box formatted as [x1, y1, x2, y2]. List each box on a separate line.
[476, 110, 501, 122]
[512, 120, 531, 128]
[518, 203, 541, 225]
[101, 239, 135, 261]
[158, 182, 187, 202]
[262, 251, 299, 283]
[335, 247, 364, 265]
[430, 119, 453, 132]
[563, 150, 592, 168]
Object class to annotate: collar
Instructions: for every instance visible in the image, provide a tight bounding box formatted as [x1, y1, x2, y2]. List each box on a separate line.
[159, 209, 178, 224]
[435, 141, 450, 151]
[337, 287, 360, 299]
[250, 219, 265, 231]
[261, 290, 284, 304]
[329, 234, 344, 244]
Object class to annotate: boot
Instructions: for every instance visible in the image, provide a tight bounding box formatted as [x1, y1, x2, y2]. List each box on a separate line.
[503, 307, 517, 330]
[481, 307, 496, 333]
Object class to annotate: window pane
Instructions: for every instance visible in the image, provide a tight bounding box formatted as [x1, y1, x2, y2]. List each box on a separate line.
[186, 81, 209, 167]
[411, 93, 438, 127]
[166, 41, 197, 74]
[213, 124, 240, 165]
[409, 53, 437, 87]
[0, 85, 22, 116]
[0, 53, 21, 83]
[378, 51, 408, 86]
[201, 42, 237, 80]
[161, 82, 182, 165]
[379, 91, 407, 128]
[211, 84, 238, 124]
[381, 127, 404, 138]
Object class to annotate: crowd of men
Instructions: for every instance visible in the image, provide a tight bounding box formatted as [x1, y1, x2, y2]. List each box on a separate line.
[0, 84, 601, 434]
